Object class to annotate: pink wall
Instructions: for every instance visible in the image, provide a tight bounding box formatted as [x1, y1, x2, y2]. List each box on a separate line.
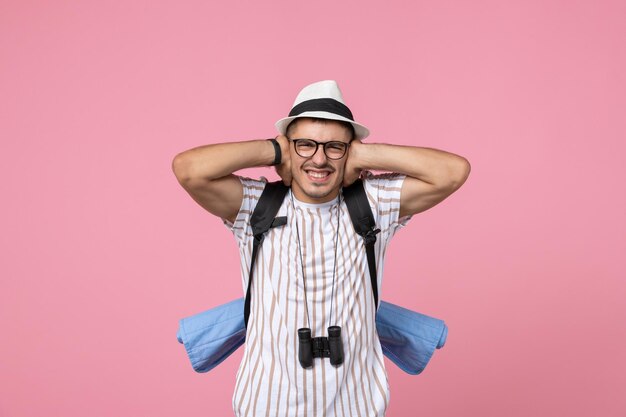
[1, 1, 624, 416]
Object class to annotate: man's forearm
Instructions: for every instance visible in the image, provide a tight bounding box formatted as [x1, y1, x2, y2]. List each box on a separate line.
[352, 142, 470, 188]
[172, 139, 276, 182]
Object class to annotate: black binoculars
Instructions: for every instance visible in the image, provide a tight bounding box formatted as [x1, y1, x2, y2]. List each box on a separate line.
[297, 326, 344, 368]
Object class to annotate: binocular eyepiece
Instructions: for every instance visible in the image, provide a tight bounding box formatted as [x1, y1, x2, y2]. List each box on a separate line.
[298, 326, 344, 368]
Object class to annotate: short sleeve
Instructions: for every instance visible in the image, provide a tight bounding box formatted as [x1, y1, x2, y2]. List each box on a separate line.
[362, 171, 413, 246]
[222, 176, 267, 245]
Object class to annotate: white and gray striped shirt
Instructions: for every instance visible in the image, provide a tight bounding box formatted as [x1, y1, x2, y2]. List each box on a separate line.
[225, 172, 411, 417]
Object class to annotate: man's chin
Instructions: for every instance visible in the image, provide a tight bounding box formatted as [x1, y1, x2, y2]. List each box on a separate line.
[291, 171, 344, 202]
[297, 184, 340, 203]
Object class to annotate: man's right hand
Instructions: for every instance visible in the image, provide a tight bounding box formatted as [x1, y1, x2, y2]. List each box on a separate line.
[274, 135, 292, 186]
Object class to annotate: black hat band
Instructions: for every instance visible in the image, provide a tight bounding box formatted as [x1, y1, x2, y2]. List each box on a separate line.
[288, 98, 354, 121]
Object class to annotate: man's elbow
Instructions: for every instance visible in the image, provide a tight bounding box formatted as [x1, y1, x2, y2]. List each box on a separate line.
[447, 157, 471, 191]
[171, 152, 194, 185]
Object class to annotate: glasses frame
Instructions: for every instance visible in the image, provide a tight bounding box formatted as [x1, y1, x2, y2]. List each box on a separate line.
[288, 138, 351, 160]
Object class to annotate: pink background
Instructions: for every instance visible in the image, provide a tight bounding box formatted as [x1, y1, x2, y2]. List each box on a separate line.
[1, 1, 624, 416]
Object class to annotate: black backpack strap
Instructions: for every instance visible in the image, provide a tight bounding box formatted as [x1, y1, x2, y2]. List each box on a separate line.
[343, 179, 381, 310]
[244, 181, 289, 328]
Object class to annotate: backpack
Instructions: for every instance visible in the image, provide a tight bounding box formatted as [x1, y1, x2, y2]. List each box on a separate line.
[244, 179, 382, 328]
[177, 179, 448, 375]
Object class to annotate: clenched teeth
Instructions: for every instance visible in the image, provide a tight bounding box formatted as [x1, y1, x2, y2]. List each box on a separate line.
[307, 171, 330, 178]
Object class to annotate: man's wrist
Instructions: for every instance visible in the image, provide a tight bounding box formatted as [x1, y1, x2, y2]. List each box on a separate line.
[267, 137, 282, 166]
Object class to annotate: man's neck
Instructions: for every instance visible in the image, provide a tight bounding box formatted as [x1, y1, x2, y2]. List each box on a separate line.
[290, 189, 341, 206]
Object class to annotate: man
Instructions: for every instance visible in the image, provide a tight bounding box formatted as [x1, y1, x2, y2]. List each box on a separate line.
[172, 80, 470, 417]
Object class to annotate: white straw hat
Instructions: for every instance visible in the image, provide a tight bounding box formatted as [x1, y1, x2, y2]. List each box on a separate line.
[275, 80, 370, 140]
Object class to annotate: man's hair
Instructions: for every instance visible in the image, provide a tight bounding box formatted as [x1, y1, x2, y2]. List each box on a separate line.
[286, 117, 355, 142]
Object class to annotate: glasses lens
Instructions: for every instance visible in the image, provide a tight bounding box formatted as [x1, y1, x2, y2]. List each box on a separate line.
[324, 142, 347, 159]
[294, 139, 317, 157]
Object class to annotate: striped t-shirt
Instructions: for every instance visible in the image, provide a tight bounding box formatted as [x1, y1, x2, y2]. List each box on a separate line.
[225, 172, 411, 417]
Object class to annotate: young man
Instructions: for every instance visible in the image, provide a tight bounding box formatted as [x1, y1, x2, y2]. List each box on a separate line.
[172, 80, 470, 417]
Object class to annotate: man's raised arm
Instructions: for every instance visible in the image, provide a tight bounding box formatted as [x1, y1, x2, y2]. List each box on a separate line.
[343, 142, 471, 218]
[171, 136, 290, 223]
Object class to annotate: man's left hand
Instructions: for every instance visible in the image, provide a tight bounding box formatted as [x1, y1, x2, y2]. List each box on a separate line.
[343, 139, 363, 187]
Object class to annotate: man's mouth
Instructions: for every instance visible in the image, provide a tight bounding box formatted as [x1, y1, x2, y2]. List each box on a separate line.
[304, 169, 333, 183]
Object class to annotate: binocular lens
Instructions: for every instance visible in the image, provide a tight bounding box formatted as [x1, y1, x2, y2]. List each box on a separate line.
[298, 328, 313, 368]
[327, 326, 344, 366]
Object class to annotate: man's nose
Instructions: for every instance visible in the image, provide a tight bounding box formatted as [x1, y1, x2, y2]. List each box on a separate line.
[311, 144, 328, 165]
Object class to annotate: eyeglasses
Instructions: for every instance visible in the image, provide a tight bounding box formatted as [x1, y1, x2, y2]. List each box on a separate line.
[289, 138, 350, 160]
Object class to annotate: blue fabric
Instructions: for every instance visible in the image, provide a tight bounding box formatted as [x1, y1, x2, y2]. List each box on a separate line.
[176, 298, 246, 373]
[177, 298, 447, 375]
[376, 301, 447, 375]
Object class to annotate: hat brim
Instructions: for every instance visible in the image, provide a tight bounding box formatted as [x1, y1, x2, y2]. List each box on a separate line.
[275, 111, 370, 140]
